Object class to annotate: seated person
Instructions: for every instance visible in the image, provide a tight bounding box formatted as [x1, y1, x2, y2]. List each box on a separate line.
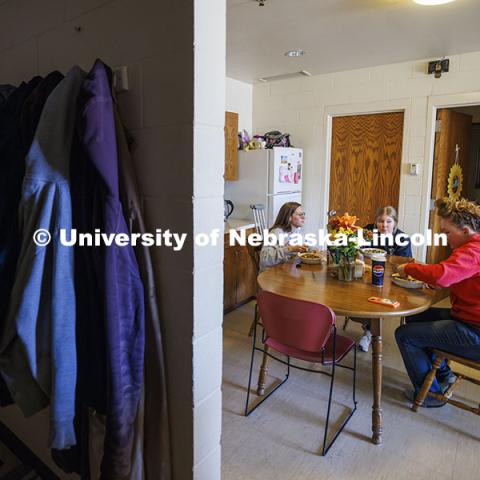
[364, 205, 412, 257]
[259, 202, 306, 271]
[358, 206, 412, 352]
[395, 197, 480, 407]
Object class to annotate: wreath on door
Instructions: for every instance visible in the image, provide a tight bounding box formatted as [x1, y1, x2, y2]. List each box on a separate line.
[447, 145, 463, 201]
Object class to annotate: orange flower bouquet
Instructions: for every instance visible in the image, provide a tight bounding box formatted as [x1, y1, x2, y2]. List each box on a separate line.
[327, 213, 361, 281]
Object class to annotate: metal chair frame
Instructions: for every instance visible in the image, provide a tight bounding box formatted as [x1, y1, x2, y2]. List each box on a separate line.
[250, 203, 267, 237]
[244, 317, 357, 456]
[248, 204, 267, 337]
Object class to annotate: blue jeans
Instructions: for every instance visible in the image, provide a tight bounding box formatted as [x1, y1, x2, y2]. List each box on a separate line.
[395, 308, 480, 393]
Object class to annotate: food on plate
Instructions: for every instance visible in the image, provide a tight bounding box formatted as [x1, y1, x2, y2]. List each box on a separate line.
[299, 253, 321, 259]
[298, 252, 323, 264]
[361, 248, 386, 256]
[392, 272, 418, 282]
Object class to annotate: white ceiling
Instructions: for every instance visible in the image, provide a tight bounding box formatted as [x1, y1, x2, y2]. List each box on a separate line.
[227, 0, 480, 83]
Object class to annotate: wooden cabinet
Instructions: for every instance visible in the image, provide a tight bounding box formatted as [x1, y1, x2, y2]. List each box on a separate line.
[224, 228, 257, 312]
[224, 111, 238, 181]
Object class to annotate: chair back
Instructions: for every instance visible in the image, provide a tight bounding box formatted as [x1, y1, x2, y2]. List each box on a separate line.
[250, 204, 267, 237]
[257, 290, 335, 353]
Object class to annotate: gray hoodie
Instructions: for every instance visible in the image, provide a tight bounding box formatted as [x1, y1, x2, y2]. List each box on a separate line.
[0, 67, 86, 449]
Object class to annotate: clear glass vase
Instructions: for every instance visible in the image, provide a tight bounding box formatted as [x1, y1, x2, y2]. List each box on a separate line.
[338, 255, 355, 282]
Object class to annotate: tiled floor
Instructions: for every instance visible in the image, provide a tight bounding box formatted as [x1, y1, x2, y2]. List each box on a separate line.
[222, 301, 480, 480]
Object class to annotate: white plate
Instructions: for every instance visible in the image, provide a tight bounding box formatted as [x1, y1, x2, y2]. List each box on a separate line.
[392, 277, 424, 289]
[360, 248, 387, 259]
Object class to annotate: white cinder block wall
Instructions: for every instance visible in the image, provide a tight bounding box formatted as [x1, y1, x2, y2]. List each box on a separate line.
[193, 0, 225, 479]
[0, 0, 225, 479]
[226, 77, 253, 133]
[252, 51, 480, 259]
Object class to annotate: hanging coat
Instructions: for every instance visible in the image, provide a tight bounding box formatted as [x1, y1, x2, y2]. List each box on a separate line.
[74, 59, 145, 479]
[114, 102, 171, 480]
[0, 67, 86, 449]
[0, 77, 42, 407]
[0, 77, 42, 338]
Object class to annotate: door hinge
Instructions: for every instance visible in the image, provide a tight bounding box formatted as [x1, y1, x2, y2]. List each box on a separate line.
[430, 198, 436, 211]
[435, 120, 442, 133]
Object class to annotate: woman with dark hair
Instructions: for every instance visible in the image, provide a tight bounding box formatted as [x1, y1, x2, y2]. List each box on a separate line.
[395, 197, 480, 407]
[259, 202, 306, 271]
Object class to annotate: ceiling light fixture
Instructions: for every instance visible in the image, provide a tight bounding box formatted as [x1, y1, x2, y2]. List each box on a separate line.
[284, 49, 305, 57]
[413, 0, 456, 5]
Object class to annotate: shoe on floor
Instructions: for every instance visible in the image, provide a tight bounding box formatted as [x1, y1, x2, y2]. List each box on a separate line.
[438, 373, 457, 393]
[403, 389, 447, 408]
[358, 331, 372, 352]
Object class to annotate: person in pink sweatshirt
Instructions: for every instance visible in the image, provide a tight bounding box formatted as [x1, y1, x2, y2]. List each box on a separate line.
[395, 197, 480, 407]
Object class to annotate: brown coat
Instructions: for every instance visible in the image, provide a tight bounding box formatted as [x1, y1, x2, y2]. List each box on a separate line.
[114, 104, 172, 480]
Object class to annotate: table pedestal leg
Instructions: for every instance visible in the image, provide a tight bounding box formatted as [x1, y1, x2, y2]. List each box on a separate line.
[371, 317, 383, 445]
[257, 345, 270, 396]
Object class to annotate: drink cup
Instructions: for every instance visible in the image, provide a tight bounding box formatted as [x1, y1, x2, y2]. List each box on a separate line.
[371, 254, 386, 287]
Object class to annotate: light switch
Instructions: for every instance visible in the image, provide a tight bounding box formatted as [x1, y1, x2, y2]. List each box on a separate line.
[113, 66, 129, 92]
[409, 163, 420, 176]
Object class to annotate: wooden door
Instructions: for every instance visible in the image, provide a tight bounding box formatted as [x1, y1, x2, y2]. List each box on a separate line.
[224, 111, 238, 181]
[427, 109, 472, 264]
[329, 112, 404, 227]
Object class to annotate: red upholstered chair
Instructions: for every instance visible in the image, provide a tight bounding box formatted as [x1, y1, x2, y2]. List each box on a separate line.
[245, 290, 357, 456]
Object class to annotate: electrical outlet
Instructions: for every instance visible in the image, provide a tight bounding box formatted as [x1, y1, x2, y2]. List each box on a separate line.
[113, 66, 129, 92]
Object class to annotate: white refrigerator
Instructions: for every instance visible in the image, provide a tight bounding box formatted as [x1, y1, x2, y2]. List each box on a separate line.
[224, 147, 303, 226]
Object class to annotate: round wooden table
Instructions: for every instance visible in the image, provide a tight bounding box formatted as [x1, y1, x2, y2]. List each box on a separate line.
[257, 259, 447, 446]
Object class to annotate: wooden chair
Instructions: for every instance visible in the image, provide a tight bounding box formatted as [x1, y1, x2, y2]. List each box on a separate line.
[412, 349, 480, 414]
[248, 204, 267, 336]
[245, 291, 357, 456]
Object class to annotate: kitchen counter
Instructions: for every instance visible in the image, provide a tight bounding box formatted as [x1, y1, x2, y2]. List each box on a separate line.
[224, 218, 256, 234]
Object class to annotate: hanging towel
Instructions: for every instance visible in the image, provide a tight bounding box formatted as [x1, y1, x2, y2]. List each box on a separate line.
[0, 67, 86, 450]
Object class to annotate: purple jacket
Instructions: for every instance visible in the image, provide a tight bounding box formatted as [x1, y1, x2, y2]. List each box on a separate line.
[74, 59, 145, 478]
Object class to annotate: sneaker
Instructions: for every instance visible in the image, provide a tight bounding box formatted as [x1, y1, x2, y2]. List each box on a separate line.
[358, 331, 372, 352]
[403, 389, 447, 408]
[438, 373, 457, 394]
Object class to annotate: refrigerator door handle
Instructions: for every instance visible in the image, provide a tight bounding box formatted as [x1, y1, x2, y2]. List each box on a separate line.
[267, 191, 300, 196]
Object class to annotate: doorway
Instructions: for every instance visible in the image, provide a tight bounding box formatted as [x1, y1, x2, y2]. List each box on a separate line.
[427, 106, 480, 264]
[329, 112, 404, 227]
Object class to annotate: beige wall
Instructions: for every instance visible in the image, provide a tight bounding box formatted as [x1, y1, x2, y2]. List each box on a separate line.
[0, 1, 224, 479]
[226, 77, 252, 134]
[252, 51, 480, 259]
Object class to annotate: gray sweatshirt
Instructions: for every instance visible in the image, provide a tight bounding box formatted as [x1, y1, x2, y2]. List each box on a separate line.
[0, 67, 86, 449]
[259, 227, 303, 271]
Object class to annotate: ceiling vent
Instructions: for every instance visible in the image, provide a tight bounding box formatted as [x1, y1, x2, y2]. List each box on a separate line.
[258, 70, 312, 83]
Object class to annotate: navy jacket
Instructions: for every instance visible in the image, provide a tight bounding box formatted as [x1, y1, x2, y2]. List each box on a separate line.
[364, 223, 412, 257]
[74, 59, 145, 478]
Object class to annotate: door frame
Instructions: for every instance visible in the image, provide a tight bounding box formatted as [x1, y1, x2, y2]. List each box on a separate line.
[421, 93, 480, 261]
[322, 99, 411, 232]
